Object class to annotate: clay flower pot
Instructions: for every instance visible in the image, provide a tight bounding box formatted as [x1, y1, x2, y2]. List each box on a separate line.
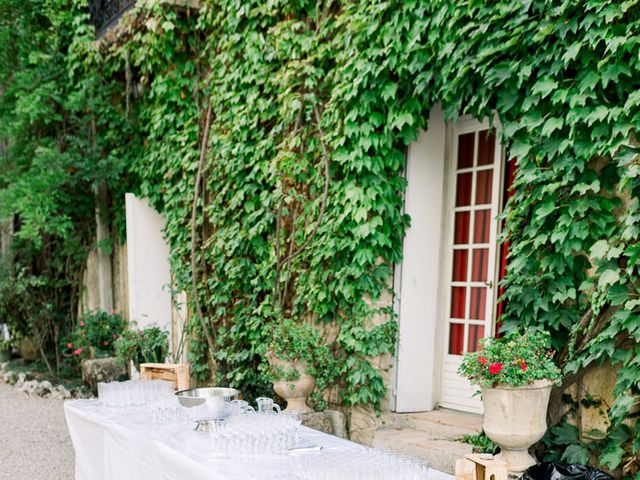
[269, 356, 315, 413]
[481, 380, 553, 477]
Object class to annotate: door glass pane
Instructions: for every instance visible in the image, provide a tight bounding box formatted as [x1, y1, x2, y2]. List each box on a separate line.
[473, 210, 491, 243]
[467, 325, 485, 352]
[452, 250, 468, 281]
[475, 169, 493, 204]
[457, 133, 475, 169]
[450, 287, 466, 319]
[455, 173, 472, 206]
[471, 249, 489, 281]
[469, 287, 487, 320]
[454, 212, 470, 244]
[448, 323, 465, 355]
[477, 130, 495, 166]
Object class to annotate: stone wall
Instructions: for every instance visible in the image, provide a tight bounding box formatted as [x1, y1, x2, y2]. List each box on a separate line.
[330, 277, 396, 446]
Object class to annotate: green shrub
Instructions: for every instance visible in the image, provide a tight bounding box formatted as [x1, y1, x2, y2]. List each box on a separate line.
[114, 325, 169, 371]
[65, 310, 126, 360]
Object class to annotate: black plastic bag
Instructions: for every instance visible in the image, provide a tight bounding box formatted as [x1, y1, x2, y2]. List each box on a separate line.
[523, 463, 613, 480]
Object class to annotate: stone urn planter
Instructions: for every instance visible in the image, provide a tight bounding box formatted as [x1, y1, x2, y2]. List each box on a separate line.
[482, 379, 553, 477]
[269, 356, 315, 413]
[458, 331, 562, 478]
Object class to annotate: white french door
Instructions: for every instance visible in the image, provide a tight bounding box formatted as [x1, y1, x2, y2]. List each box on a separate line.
[439, 118, 503, 414]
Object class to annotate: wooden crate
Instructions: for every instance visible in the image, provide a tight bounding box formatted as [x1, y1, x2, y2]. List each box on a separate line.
[455, 454, 508, 480]
[140, 363, 190, 391]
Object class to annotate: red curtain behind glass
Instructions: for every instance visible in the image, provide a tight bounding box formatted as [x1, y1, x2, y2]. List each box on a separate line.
[495, 158, 517, 336]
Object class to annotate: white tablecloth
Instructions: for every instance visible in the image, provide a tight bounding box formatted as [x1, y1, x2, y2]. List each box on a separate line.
[64, 400, 453, 480]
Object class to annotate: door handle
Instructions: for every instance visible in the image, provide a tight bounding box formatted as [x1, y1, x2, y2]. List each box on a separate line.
[484, 281, 493, 289]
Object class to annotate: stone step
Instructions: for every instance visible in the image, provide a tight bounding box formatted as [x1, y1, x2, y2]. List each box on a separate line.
[373, 408, 483, 474]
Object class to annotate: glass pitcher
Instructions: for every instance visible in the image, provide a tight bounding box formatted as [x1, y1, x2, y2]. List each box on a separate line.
[256, 397, 281, 414]
[231, 399, 255, 413]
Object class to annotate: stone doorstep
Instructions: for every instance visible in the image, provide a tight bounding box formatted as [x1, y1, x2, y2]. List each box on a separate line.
[373, 408, 482, 475]
[408, 409, 483, 432]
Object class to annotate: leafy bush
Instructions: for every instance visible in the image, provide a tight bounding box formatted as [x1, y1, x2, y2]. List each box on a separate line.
[266, 319, 332, 382]
[0, 262, 32, 340]
[267, 319, 324, 365]
[65, 311, 126, 360]
[114, 325, 169, 371]
[458, 331, 561, 388]
[0, 335, 18, 352]
[462, 431, 500, 455]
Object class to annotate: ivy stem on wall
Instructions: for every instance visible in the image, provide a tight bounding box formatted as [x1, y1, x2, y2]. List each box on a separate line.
[275, 103, 331, 313]
[190, 99, 217, 370]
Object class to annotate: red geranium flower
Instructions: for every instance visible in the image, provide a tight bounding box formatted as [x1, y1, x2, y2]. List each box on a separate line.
[477, 355, 488, 365]
[516, 358, 528, 372]
[79, 321, 86, 327]
[73, 348, 83, 356]
[66, 342, 73, 349]
[103, 341, 109, 346]
[489, 362, 503, 374]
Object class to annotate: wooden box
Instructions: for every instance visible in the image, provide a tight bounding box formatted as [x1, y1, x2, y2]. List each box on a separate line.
[140, 363, 190, 391]
[455, 454, 508, 480]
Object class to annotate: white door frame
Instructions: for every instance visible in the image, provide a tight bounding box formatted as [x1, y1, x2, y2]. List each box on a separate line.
[393, 105, 447, 412]
[393, 108, 505, 413]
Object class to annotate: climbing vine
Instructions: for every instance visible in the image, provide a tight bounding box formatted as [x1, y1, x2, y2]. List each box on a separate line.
[2, 0, 640, 474]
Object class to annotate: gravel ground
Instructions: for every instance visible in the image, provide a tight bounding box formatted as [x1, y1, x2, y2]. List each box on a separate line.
[0, 379, 75, 480]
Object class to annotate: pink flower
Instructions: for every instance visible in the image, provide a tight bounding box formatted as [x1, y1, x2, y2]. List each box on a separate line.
[79, 321, 85, 327]
[66, 342, 73, 349]
[73, 348, 83, 356]
[103, 341, 109, 346]
[477, 356, 488, 365]
[489, 362, 503, 374]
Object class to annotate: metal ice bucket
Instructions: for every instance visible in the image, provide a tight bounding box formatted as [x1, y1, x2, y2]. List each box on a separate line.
[175, 387, 241, 430]
[175, 387, 240, 408]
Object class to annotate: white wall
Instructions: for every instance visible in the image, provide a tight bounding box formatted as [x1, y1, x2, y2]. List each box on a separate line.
[394, 105, 446, 412]
[125, 194, 173, 333]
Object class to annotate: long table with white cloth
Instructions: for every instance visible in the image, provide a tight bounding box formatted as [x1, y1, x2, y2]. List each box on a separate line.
[64, 399, 453, 480]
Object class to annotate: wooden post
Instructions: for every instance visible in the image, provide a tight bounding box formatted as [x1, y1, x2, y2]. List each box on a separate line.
[140, 363, 190, 391]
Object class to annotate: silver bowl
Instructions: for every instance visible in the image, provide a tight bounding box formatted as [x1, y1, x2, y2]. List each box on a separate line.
[175, 387, 241, 430]
[175, 387, 241, 408]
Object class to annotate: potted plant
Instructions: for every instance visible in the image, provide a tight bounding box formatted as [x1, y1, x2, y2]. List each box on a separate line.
[458, 330, 562, 476]
[266, 319, 323, 413]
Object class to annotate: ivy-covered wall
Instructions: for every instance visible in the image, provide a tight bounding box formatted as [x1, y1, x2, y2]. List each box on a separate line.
[1, 0, 639, 475]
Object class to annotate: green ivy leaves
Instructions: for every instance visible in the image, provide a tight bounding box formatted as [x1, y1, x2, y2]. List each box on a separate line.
[3, 0, 640, 471]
